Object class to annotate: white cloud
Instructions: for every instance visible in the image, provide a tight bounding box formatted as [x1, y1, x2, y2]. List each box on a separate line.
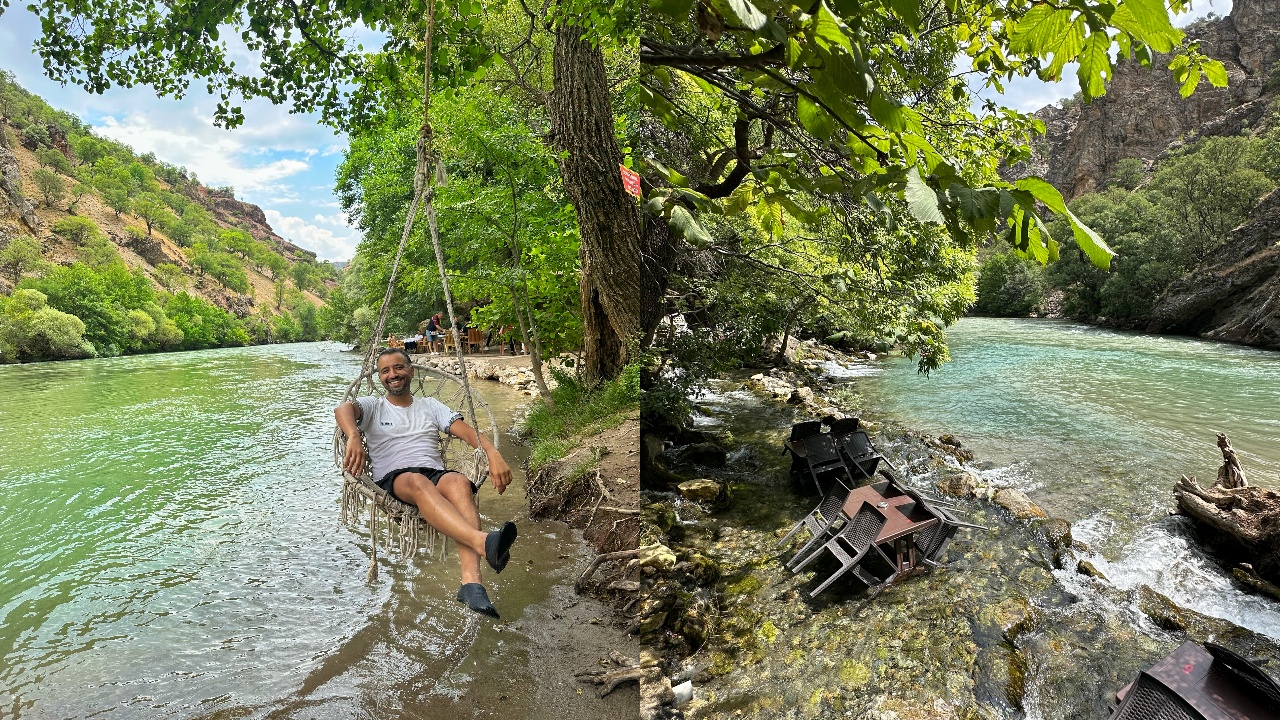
[264, 209, 361, 262]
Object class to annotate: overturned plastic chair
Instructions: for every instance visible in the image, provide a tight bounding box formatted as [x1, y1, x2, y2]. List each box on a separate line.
[790, 502, 889, 597]
[778, 492, 847, 563]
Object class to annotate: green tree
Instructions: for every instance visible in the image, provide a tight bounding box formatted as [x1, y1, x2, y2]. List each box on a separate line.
[153, 263, 188, 292]
[51, 216, 100, 245]
[31, 167, 66, 208]
[71, 135, 111, 166]
[132, 192, 175, 237]
[0, 235, 48, 285]
[0, 288, 94, 362]
[972, 251, 1047, 317]
[35, 147, 72, 174]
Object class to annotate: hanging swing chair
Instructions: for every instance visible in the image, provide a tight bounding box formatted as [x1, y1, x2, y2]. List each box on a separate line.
[332, 7, 495, 581]
[334, 360, 499, 579]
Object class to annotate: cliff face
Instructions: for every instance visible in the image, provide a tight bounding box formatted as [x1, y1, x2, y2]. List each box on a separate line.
[1010, 0, 1280, 200]
[1147, 188, 1280, 348]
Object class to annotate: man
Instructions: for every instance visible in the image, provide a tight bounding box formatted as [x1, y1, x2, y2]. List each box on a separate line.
[335, 348, 518, 618]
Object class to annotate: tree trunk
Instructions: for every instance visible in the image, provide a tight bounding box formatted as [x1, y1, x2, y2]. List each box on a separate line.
[550, 17, 640, 384]
[510, 286, 553, 400]
[641, 209, 677, 348]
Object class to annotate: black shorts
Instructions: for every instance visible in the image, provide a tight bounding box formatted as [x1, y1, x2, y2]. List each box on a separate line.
[377, 466, 476, 503]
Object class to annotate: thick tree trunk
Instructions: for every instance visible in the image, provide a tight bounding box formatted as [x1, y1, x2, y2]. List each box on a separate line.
[550, 18, 640, 384]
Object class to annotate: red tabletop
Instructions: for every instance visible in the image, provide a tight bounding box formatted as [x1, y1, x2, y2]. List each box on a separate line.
[841, 484, 939, 544]
[1139, 641, 1275, 720]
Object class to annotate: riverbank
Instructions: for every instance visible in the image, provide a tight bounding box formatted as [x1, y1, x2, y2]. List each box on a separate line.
[411, 351, 565, 396]
[638, 340, 1280, 719]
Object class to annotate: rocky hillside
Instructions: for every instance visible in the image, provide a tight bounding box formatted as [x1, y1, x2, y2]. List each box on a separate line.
[1147, 187, 1280, 348]
[1010, 0, 1280, 200]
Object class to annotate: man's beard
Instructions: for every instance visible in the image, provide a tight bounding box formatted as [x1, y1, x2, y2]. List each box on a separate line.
[383, 376, 411, 396]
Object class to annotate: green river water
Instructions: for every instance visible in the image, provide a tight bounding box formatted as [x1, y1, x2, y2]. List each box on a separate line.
[0, 342, 635, 719]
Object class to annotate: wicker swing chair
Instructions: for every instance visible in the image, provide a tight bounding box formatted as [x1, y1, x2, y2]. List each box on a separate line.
[334, 359, 499, 581]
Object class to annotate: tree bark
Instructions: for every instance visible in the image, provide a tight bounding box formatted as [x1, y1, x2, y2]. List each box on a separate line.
[549, 17, 640, 384]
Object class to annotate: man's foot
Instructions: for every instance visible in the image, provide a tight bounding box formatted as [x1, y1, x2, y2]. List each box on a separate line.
[456, 583, 500, 618]
[484, 521, 518, 573]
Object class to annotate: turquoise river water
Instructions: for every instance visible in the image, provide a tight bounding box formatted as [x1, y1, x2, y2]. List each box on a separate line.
[0, 342, 635, 719]
[856, 317, 1280, 639]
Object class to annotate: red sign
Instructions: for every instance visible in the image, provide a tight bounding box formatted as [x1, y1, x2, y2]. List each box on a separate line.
[620, 164, 642, 198]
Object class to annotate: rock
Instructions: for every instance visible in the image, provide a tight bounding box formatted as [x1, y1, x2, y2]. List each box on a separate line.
[0, 142, 41, 233]
[993, 488, 1048, 519]
[787, 386, 815, 405]
[644, 502, 678, 534]
[939, 434, 962, 448]
[678, 479, 729, 507]
[677, 441, 728, 467]
[1007, 0, 1280, 200]
[1148, 188, 1280, 349]
[1038, 518, 1074, 569]
[1076, 559, 1107, 580]
[936, 470, 980, 498]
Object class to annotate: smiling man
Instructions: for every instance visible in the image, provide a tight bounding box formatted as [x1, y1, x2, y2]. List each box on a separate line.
[335, 348, 518, 618]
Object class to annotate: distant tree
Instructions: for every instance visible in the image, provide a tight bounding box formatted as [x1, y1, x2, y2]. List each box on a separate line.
[21, 124, 50, 148]
[51, 216, 100, 245]
[0, 235, 47, 285]
[31, 167, 66, 207]
[96, 178, 131, 217]
[78, 236, 120, 267]
[262, 252, 288, 280]
[290, 261, 318, 293]
[132, 193, 174, 237]
[972, 250, 1047, 317]
[66, 182, 92, 214]
[153, 262, 187, 292]
[71, 135, 110, 166]
[1106, 158, 1148, 191]
[35, 147, 72, 174]
[274, 279, 287, 310]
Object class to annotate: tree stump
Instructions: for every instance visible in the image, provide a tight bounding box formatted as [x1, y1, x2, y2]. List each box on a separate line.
[1174, 434, 1280, 591]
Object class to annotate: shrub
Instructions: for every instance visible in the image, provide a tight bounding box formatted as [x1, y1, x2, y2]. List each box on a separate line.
[972, 251, 1046, 317]
[52, 216, 100, 245]
[35, 147, 73, 174]
[31, 167, 66, 208]
[20, 124, 50, 149]
[0, 288, 95, 362]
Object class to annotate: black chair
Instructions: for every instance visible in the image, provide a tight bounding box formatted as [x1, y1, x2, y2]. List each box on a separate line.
[1110, 672, 1201, 720]
[1205, 643, 1280, 710]
[828, 417, 860, 437]
[796, 433, 848, 494]
[838, 431, 883, 481]
[790, 503, 889, 597]
[777, 492, 847, 566]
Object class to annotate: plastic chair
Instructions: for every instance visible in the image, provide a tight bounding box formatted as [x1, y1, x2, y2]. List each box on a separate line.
[802, 433, 851, 494]
[1205, 643, 1280, 709]
[828, 417, 860, 437]
[790, 503, 889, 597]
[1110, 672, 1200, 720]
[778, 492, 848, 565]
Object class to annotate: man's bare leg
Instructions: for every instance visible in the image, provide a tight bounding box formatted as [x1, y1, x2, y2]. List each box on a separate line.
[437, 472, 482, 584]
[392, 472, 488, 557]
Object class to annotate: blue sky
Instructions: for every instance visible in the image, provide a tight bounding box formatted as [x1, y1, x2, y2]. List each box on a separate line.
[0, 1, 1232, 263]
[0, 9, 365, 262]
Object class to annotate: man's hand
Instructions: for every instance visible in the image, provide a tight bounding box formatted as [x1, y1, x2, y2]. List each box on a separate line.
[488, 451, 513, 495]
[343, 436, 368, 477]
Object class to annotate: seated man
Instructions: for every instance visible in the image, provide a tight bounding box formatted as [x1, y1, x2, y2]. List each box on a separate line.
[335, 348, 518, 618]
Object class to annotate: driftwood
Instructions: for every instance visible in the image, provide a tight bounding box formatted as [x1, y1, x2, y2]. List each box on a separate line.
[1174, 434, 1280, 589]
[576, 650, 674, 719]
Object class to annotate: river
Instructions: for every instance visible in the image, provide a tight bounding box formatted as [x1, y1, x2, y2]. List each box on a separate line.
[671, 317, 1280, 719]
[858, 317, 1280, 639]
[0, 342, 636, 719]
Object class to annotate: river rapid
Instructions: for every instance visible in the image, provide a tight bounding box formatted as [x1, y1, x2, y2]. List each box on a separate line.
[0, 342, 636, 719]
[667, 318, 1280, 719]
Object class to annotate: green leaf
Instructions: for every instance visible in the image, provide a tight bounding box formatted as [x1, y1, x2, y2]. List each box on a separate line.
[711, 0, 768, 31]
[797, 94, 836, 140]
[649, 0, 696, 17]
[1111, 0, 1182, 53]
[905, 167, 944, 224]
[1076, 32, 1112, 100]
[1064, 206, 1114, 268]
[1010, 5, 1069, 56]
[888, 0, 922, 31]
[1202, 59, 1228, 87]
[809, 2, 851, 53]
[668, 205, 712, 245]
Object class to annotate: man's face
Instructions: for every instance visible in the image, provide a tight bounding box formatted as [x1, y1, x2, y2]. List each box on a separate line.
[377, 354, 413, 396]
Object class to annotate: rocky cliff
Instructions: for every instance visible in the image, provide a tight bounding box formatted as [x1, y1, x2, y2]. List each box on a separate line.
[1147, 188, 1280, 348]
[1010, 0, 1280, 200]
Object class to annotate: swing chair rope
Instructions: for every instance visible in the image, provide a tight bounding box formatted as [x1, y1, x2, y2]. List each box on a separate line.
[336, 5, 492, 580]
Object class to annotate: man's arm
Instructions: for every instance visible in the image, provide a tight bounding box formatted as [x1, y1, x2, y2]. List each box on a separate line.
[335, 401, 368, 477]
[449, 419, 513, 495]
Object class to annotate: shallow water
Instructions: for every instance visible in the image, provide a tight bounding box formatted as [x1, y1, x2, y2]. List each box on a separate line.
[854, 317, 1280, 639]
[0, 343, 634, 719]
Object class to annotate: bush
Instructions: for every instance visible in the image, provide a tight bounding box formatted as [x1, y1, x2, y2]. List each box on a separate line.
[35, 147, 73, 174]
[21, 124, 50, 149]
[0, 288, 95, 362]
[521, 363, 640, 473]
[52, 216, 101, 245]
[31, 167, 66, 208]
[972, 250, 1046, 317]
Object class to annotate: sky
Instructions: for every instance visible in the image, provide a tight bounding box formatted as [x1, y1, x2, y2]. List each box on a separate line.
[0, 1, 1235, 263]
[0, 9, 367, 262]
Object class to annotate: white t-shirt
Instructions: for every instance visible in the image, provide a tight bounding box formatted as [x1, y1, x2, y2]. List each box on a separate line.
[355, 395, 464, 482]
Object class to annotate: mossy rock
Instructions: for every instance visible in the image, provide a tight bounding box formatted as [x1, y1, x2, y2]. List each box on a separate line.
[644, 502, 677, 534]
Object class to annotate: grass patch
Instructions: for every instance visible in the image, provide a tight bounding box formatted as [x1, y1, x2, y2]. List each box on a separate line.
[522, 362, 640, 473]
